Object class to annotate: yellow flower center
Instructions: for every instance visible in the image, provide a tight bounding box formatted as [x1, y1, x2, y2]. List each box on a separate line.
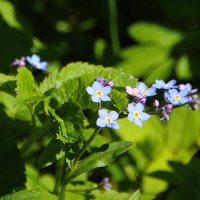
[134, 111, 140, 118]
[105, 117, 112, 123]
[131, 91, 137, 96]
[174, 95, 180, 100]
[96, 90, 103, 97]
[142, 91, 147, 95]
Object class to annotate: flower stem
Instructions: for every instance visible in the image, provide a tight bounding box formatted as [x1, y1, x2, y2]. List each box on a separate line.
[73, 127, 102, 167]
[59, 127, 102, 200]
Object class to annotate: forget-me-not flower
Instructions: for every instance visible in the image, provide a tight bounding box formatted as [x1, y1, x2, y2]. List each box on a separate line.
[86, 81, 111, 102]
[179, 83, 197, 94]
[136, 82, 156, 97]
[26, 54, 48, 70]
[153, 79, 177, 89]
[127, 103, 150, 127]
[164, 89, 189, 105]
[96, 109, 119, 129]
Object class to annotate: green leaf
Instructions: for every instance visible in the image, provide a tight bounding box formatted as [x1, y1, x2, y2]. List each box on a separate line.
[15, 67, 41, 105]
[0, 73, 16, 86]
[70, 141, 134, 179]
[0, 0, 22, 29]
[40, 62, 137, 110]
[10, 188, 57, 200]
[128, 190, 140, 200]
[128, 22, 182, 48]
[37, 139, 64, 168]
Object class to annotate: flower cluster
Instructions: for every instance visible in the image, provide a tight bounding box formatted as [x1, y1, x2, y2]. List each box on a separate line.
[87, 77, 199, 129]
[11, 54, 48, 71]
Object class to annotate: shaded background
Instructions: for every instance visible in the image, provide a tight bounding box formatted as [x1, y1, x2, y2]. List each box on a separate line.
[0, 0, 200, 199]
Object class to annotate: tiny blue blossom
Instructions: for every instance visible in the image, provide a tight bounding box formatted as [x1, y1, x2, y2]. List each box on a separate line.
[127, 103, 150, 127]
[86, 81, 111, 102]
[96, 109, 119, 129]
[164, 89, 189, 105]
[153, 79, 177, 89]
[136, 82, 156, 97]
[26, 54, 48, 71]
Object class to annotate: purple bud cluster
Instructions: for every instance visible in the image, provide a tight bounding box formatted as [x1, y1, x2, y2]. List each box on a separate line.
[94, 77, 113, 87]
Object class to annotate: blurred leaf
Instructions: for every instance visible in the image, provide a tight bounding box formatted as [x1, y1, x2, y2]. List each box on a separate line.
[0, 0, 22, 29]
[70, 141, 134, 179]
[128, 189, 140, 200]
[119, 46, 168, 78]
[37, 139, 64, 168]
[176, 55, 192, 80]
[128, 22, 182, 48]
[10, 188, 57, 200]
[0, 74, 16, 86]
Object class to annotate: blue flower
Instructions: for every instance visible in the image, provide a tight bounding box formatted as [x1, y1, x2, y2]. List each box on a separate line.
[153, 79, 177, 89]
[86, 81, 111, 102]
[136, 82, 156, 97]
[96, 109, 119, 129]
[164, 89, 189, 105]
[26, 54, 48, 71]
[127, 103, 150, 127]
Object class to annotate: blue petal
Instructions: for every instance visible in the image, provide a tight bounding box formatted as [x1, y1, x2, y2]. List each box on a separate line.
[168, 89, 178, 96]
[167, 80, 176, 87]
[101, 86, 111, 95]
[31, 54, 40, 64]
[140, 112, 150, 121]
[86, 86, 94, 95]
[26, 56, 33, 65]
[179, 97, 189, 104]
[100, 95, 111, 101]
[92, 81, 102, 90]
[135, 103, 144, 112]
[98, 109, 108, 119]
[128, 103, 135, 113]
[109, 111, 119, 120]
[111, 121, 120, 129]
[96, 118, 106, 127]
[147, 87, 156, 96]
[137, 82, 147, 91]
[134, 118, 142, 127]
[92, 95, 101, 102]
[154, 80, 165, 88]
[38, 62, 48, 70]
[128, 113, 134, 122]
[179, 89, 188, 97]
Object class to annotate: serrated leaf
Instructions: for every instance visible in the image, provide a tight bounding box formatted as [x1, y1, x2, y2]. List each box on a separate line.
[69, 141, 134, 179]
[37, 139, 64, 168]
[41, 62, 137, 110]
[15, 67, 41, 104]
[0, 74, 16, 86]
[10, 188, 57, 200]
[128, 190, 140, 200]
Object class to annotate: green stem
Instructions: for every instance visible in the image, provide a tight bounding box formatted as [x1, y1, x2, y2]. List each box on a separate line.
[54, 156, 66, 195]
[59, 127, 102, 200]
[108, 0, 121, 56]
[73, 127, 102, 167]
[28, 104, 36, 131]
